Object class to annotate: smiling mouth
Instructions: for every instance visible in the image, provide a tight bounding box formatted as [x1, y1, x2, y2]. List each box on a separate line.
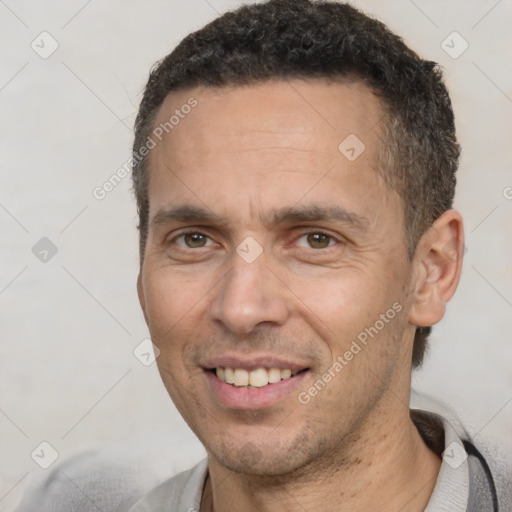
[209, 367, 309, 389]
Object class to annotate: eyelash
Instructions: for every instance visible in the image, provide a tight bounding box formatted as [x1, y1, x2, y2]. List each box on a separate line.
[170, 229, 341, 250]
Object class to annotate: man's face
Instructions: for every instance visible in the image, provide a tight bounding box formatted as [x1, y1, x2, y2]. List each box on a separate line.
[138, 79, 415, 475]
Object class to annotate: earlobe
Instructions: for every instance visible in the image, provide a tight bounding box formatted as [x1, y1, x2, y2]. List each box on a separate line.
[408, 210, 464, 328]
[137, 272, 149, 325]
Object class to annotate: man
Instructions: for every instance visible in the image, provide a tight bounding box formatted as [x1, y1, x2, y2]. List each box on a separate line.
[17, 0, 509, 511]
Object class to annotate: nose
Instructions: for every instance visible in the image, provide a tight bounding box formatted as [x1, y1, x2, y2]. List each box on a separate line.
[210, 251, 290, 335]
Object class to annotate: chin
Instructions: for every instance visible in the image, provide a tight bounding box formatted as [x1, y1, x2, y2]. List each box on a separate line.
[214, 450, 302, 477]
[207, 428, 323, 477]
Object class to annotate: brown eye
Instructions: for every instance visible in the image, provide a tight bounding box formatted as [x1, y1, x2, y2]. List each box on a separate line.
[307, 233, 331, 249]
[185, 233, 207, 248]
[175, 233, 212, 248]
[296, 232, 335, 249]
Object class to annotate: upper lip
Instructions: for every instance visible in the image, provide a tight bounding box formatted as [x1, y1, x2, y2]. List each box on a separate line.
[202, 354, 310, 372]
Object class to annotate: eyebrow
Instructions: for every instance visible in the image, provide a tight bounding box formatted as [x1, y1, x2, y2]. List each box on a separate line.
[151, 204, 370, 232]
[269, 205, 370, 231]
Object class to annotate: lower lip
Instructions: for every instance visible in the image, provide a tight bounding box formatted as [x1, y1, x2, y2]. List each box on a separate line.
[205, 370, 309, 410]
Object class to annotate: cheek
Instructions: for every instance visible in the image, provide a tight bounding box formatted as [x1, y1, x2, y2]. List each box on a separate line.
[145, 272, 211, 391]
[289, 267, 396, 334]
[142, 268, 214, 350]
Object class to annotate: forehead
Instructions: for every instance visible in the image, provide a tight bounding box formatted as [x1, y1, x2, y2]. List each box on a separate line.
[147, 79, 398, 230]
[152, 78, 383, 165]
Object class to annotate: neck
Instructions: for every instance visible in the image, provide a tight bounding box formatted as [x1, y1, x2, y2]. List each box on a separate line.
[201, 400, 441, 512]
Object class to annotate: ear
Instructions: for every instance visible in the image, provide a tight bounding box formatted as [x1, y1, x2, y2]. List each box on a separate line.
[408, 210, 464, 327]
[137, 272, 149, 325]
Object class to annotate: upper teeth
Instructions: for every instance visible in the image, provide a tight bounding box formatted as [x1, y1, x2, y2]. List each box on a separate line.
[216, 367, 295, 388]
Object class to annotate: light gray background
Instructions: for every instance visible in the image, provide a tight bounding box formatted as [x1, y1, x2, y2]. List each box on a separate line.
[1, 0, 511, 509]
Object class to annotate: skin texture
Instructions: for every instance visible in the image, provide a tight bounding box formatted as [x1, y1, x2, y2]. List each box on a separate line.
[137, 79, 464, 512]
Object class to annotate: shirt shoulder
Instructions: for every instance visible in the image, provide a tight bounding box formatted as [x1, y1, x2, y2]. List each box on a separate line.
[15, 449, 173, 512]
[127, 458, 208, 511]
[412, 407, 511, 512]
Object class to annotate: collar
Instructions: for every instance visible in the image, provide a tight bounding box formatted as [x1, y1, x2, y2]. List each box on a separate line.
[412, 409, 470, 511]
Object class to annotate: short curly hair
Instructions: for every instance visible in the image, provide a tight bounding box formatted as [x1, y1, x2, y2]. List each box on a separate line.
[132, 0, 460, 368]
